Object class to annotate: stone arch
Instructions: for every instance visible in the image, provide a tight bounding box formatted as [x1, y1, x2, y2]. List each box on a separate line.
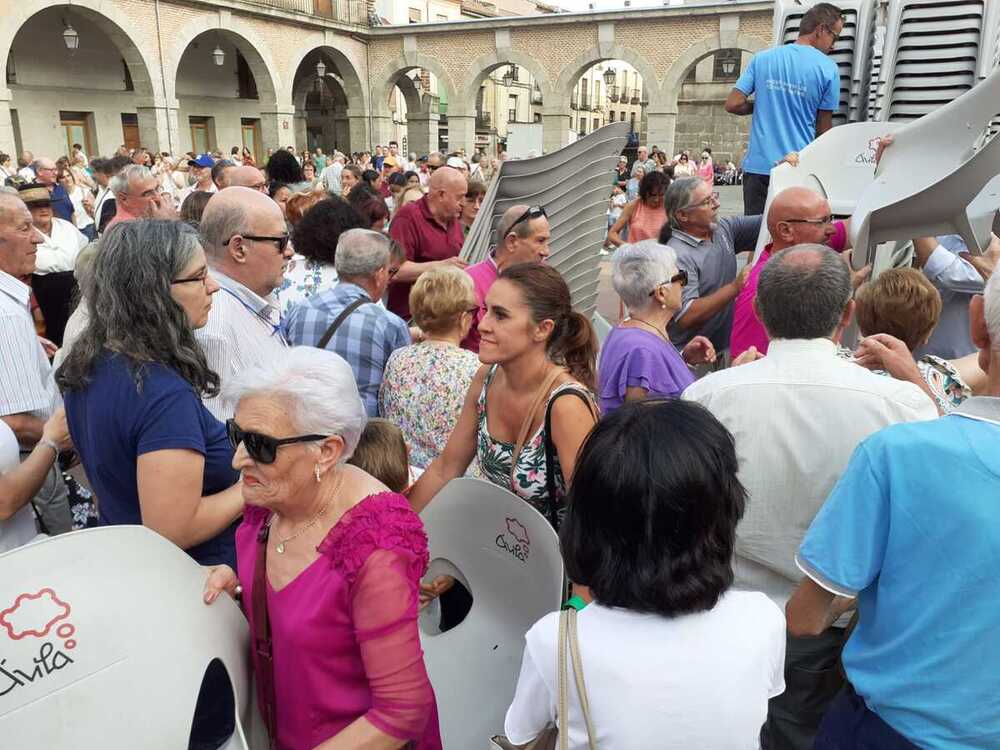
[553, 44, 660, 106]
[452, 50, 553, 117]
[164, 18, 280, 108]
[370, 53, 458, 118]
[660, 32, 768, 111]
[294, 74, 350, 111]
[0, 0, 159, 104]
[286, 46, 367, 113]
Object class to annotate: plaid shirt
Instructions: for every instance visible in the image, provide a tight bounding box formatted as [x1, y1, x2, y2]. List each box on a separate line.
[285, 282, 410, 416]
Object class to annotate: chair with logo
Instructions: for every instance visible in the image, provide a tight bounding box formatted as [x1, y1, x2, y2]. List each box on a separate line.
[0, 526, 255, 749]
[417, 477, 565, 749]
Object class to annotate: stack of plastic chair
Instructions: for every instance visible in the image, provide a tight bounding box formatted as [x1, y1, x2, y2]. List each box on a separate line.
[0, 526, 254, 749]
[772, 0, 878, 124]
[462, 121, 629, 318]
[875, 0, 989, 123]
[418, 478, 564, 749]
[851, 64, 1000, 268]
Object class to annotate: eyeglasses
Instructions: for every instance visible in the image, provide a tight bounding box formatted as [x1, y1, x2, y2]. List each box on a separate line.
[226, 233, 290, 253]
[784, 215, 834, 226]
[823, 23, 841, 42]
[171, 270, 210, 286]
[681, 192, 720, 211]
[649, 270, 688, 296]
[506, 205, 547, 235]
[387, 265, 400, 278]
[226, 419, 330, 465]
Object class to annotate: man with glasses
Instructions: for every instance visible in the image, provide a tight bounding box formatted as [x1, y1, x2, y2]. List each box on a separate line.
[30, 158, 74, 222]
[725, 2, 843, 215]
[106, 164, 174, 229]
[195, 187, 292, 420]
[462, 203, 551, 352]
[227, 165, 269, 193]
[663, 177, 760, 359]
[731, 186, 850, 359]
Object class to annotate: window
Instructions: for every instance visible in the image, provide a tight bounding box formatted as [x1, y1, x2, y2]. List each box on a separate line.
[508, 95, 518, 123]
[593, 118, 600, 131]
[241, 118, 262, 164]
[533, 113, 542, 123]
[408, 7, 422, 22]
[60, 112, 94, 160]
[620, 111, 626, 121]
[121, 113, 140, 152]
[594, 81, 602, 103]
[122, 58, 134, 92]
[629, 111, 636, 131]
[189, 116, 215, 154]
[236, 51, 258, 99]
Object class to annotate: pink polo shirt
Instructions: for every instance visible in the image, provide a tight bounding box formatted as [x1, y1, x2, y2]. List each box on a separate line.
[461, 256, 498, 352]
[730, 220, 847, 358]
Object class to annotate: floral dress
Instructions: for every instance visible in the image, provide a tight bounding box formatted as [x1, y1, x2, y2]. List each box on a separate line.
[476, 365, 593, 525]
[275, 255, 338, 318]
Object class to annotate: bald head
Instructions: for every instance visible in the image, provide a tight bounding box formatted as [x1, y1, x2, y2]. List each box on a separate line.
[426, 167, 467, 225]
[200, 187, 283, 258]
[428, 166, 465, 192]
[0, 193, 28, 228]
[228, 166, 267, 192]
[767, 187, 834, 251]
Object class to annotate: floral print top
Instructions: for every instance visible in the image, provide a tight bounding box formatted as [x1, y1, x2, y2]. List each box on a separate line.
[275, 255, 338, 318]
[476, 365, 594, 526]
[836, 348, 971, 414]
[379, 341, 482, 471]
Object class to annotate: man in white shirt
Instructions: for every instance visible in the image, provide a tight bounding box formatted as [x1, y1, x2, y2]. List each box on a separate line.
[17, 151, 35, 182]
[195, 187, 292, 420]
[684, 244, 937, 750]
[320, 152, 346, 195]
[0, 193, 72, 535]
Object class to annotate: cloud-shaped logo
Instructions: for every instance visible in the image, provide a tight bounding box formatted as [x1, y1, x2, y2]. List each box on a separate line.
[0, 588, 71, 641]
[506, 518, 529, 547]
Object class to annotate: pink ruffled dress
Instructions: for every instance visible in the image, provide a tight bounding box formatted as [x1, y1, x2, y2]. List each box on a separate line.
[236, 492, 442, 750]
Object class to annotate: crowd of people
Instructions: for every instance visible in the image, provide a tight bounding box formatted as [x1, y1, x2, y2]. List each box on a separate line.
[2, 4, 1000, 748]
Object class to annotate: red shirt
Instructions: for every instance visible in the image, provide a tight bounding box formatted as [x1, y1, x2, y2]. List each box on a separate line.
[388, 196, 464, 319]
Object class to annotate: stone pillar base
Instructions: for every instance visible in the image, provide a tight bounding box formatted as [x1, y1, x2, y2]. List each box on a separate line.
[447, 114, 476, 158]
[260, 108, 297, 153]
[542, 113, 571, 153]
[136, 105, 179, 154]
[645, 110, 678, 160]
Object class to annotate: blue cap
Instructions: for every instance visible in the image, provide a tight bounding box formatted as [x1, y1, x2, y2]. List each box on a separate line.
[187, 154, 214, 168]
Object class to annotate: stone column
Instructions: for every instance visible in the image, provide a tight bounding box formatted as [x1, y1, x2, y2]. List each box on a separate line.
[542, 111, 571, 153]
[369, 113, 395, 151]
[293, 109, 309, 151]
[447, 114, 477, 158]
[260, 106, 297, 153]
[348, 111, 371, 154]
[645, 108, 678, 159]
[405, 111, 439, 156]
[136, 102, 180, 154]
[0, 88, 15, 156]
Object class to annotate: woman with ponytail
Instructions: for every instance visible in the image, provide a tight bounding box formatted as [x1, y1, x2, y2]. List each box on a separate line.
[408, 262, 599, 529]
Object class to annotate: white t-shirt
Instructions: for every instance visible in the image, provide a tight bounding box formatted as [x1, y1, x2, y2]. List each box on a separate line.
[68, 185, 95, 230]
[0, 420, 39, 554]
[504, 593, 785, 749]
[35, 217, 89, 275]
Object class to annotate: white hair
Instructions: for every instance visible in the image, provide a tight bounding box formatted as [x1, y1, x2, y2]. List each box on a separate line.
[611, 239, 679, 312]
[223, 347, 366, 461]
[335, 228, 391, 278]
[109, 164, 152, 196]
[985, 269, 1000, 350]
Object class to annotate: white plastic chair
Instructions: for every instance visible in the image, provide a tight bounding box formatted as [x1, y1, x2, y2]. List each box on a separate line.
[417, 478, 565, 749]
[0, 526, 253, 749]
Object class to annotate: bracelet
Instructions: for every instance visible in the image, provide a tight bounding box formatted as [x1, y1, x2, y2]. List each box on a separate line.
[37, 438, 60, 460]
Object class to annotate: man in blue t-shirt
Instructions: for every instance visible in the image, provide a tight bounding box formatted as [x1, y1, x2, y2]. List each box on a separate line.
[787, 272, 1000, 749]
[726, 3, 843, 215]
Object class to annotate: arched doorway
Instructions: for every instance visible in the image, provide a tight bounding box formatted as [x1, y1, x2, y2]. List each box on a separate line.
[289, 45, 367, 158]
[370, 56, 457, 158]
[571, 61, 648, 145]
[3, 3, 157, 158]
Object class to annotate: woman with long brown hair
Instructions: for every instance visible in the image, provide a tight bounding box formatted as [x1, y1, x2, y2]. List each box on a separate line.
[408, 262, 599, 526]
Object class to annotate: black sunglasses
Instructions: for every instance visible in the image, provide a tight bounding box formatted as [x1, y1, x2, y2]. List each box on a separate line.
[506, 205, 547, 235]
[649, 270, 688, 296]
[225, 233, 290, 253]
[226, 419, 329, 464]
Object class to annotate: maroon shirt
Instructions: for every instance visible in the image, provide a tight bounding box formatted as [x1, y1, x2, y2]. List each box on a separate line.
[388, 196, 464, 319]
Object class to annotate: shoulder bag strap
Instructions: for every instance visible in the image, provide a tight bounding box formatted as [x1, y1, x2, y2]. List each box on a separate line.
[316, 297, 370, 350]
[508, 368, 563, 490]
[557, 608, 569, 750]
[543, 388, 597, 527]
[252, 520, 278, 747]
[566, 608, 598, 750]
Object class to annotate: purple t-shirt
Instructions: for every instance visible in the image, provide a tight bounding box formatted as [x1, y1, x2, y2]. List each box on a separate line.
[598, 326, 695, 412]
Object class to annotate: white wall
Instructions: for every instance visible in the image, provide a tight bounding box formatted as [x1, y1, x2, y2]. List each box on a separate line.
[177, 98, 264, 155]
[176, 38, 250, 99]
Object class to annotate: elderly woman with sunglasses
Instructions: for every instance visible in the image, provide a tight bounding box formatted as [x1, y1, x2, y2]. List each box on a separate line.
[56, 219, 244, 567]
[598, 240, 716, 412]
[203, 346, 442, 750]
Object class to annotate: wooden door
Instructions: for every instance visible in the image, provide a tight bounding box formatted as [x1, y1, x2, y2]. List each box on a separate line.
[191, 123, 209, 154]
[122, 123, 140, 152]
[241, 121, 262, 164]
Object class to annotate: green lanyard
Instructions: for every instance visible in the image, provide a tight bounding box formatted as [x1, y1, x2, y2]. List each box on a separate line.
[562, 595, 588, 612]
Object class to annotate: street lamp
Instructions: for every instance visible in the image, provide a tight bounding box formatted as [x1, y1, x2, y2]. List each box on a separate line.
[315, 59, 327, 79]
[501, 66, 514, 88]
[602, 66, 616, 87]
[62, 22, 79, 51]
[212, 44, 225, 66]
[721, 57, 737, 76]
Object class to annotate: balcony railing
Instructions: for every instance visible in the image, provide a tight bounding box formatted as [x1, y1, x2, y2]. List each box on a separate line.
[531, 89, 543, 105]
[630, 88, 640, 105]
[244, 0, 369, 25]
[579, 93, 591, 110]
[608, 85, 619, 103]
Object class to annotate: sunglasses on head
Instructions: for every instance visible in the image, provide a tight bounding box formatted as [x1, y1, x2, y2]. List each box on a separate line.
[506, 205, 547, 235]
[226, 419, 329, 464]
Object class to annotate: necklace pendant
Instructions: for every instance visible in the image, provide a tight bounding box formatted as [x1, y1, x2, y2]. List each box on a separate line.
[275, 541, 285, 554]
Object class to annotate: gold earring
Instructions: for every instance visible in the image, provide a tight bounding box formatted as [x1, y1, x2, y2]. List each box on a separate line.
[314, 464, 322, 483]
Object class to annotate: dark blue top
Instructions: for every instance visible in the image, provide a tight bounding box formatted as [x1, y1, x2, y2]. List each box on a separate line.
[64, 352, 239, 566]
[50, 184, 74, 223]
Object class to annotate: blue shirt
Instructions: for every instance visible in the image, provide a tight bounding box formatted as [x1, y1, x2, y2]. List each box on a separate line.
[735, 44, 840, 175]
[284, 282, 411, 416]
[797, 398, 1000, 748]
[64, 352, 239, 566]
[50, 183, 75, 223]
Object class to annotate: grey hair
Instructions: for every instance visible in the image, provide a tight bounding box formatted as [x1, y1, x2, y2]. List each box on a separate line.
[223, 346, 366, 461]
[985, 269, 1000, 351]
[611, 240, 679, 312]
[335, 228, 391, 278]
[109, 164, 153, 197]
[55, 219, 220, 397]
[756, 244, 852, 340]
[199, 201, 248, 258]
[664, 177, 702, 229]
[494, 204, 532, 246]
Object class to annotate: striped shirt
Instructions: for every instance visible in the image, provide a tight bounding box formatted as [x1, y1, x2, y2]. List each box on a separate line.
[0, 270, 60, 420]
[285, 282, 410, 416]
[194, 269, 288, 421]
